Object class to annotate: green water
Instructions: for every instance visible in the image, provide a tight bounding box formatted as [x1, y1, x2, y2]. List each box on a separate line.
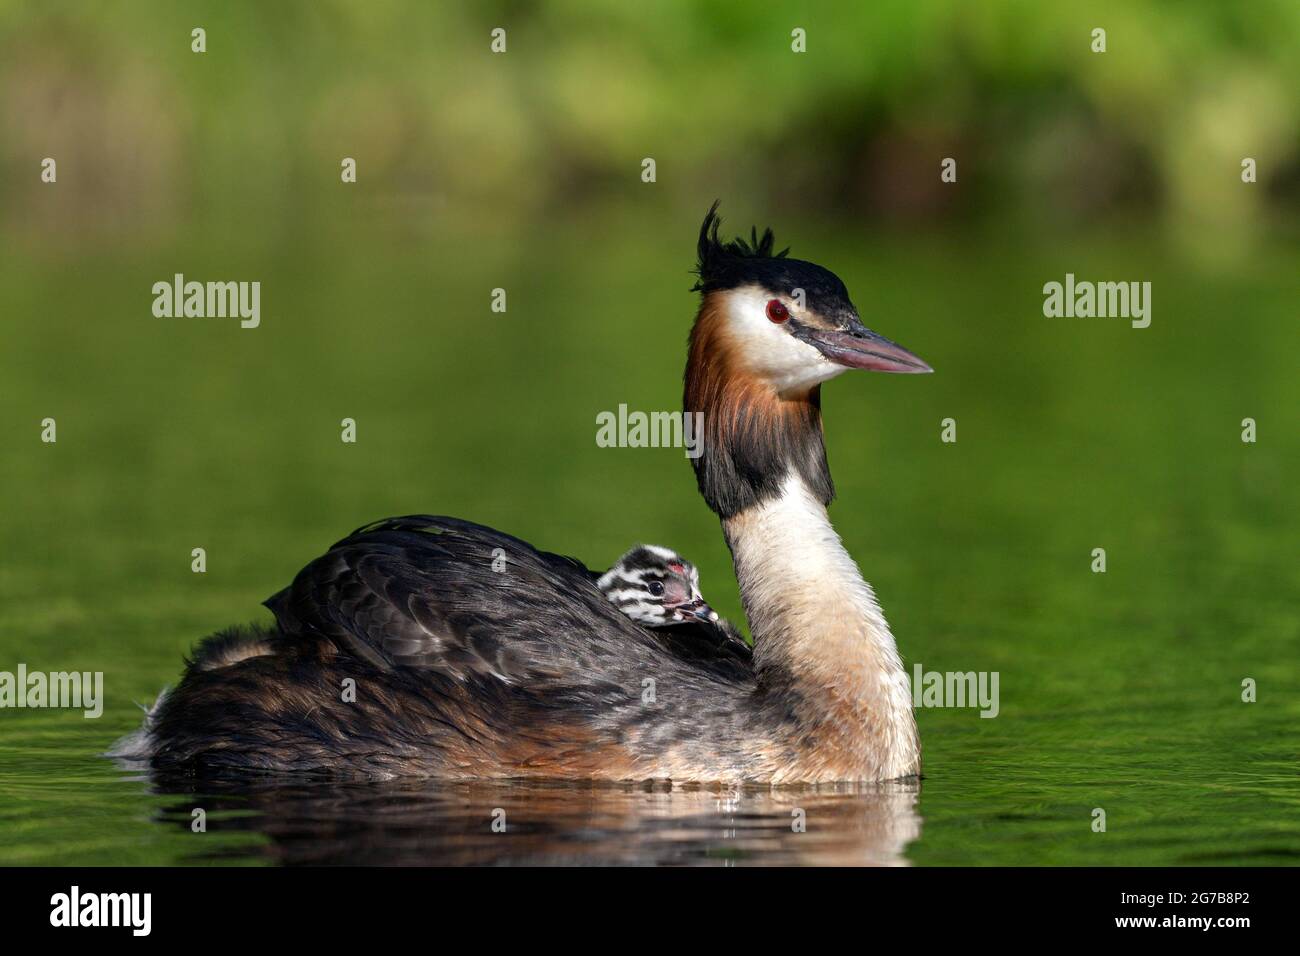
[1, 218, 1296, 865]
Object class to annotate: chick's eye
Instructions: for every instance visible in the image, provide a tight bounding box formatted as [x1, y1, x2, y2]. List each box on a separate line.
[766, 299, 789, 323]
[648, 581, 665, 596]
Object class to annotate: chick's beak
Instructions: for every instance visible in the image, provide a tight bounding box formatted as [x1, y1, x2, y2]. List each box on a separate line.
[675, 597, 718, 623]
[799, 316, 932, 373]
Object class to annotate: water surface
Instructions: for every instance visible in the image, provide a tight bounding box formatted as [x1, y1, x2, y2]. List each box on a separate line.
[1, 224, 1296, 865]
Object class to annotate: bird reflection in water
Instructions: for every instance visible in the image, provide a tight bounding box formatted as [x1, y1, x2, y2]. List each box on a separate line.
[140, 773, 922, 866]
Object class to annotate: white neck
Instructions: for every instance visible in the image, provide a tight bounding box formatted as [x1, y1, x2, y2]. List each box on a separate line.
[723, 473, 920, 781]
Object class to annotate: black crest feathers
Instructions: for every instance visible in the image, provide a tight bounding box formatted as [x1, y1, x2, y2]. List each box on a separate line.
[693, 201, 790, 292]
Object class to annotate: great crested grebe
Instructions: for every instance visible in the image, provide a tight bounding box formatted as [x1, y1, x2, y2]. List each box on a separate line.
[115, 203, 931, 783]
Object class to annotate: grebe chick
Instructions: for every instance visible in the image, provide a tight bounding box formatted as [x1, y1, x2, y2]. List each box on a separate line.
[119, 203, 931, 784]
[596, 544, 715, 627]
[597, 544, 748, 647]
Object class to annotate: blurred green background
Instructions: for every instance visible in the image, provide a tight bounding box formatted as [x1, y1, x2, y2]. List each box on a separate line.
[0, 1, 1296, 865]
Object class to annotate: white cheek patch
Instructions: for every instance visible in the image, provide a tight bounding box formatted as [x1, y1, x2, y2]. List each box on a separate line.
[721, 286, 848, 393]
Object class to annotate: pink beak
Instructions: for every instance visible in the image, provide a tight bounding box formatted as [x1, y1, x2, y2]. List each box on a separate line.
[801, 318, 933, 373]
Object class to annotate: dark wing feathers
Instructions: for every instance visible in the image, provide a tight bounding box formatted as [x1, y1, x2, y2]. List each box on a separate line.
[653, 619, 752, 680]
[265, 515, 684, 686]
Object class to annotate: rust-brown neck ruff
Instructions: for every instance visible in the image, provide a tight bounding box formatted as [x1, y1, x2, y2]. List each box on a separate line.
[683, 292, 833, 520]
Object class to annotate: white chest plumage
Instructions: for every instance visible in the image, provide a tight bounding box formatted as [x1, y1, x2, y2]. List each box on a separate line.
[725, 474, 920, 781]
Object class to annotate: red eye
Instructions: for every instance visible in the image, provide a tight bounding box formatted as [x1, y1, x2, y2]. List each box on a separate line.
[766, 299, 789, 323]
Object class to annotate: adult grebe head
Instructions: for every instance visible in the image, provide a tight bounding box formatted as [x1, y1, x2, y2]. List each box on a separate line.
[684, 201, 932, 519]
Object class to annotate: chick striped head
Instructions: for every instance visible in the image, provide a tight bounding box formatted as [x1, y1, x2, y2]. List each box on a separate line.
[597, 545, 717, 628]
